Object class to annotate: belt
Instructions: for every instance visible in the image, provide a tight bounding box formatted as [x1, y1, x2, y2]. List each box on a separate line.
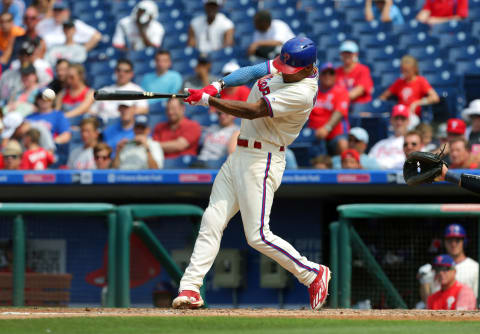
[237, 138, 285, 152]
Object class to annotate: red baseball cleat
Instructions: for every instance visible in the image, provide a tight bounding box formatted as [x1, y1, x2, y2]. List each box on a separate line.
[172, 290, 204, 309]
[308, 265, 331, 310]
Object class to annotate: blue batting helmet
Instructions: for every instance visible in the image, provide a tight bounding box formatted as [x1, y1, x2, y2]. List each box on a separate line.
[273, 36, 317, 74]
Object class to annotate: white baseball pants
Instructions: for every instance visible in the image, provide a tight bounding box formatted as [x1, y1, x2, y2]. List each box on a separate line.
[179, 144, 320, 293]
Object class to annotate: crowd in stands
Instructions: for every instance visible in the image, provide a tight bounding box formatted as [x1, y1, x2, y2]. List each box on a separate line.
[0, 0, 479, 171]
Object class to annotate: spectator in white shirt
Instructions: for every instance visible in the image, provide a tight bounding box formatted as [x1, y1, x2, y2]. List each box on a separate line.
[188, 0, 234, 54]
[9, 39, 53, 86]
[368, 104, 410, 169]
[67, 117, 99, 170]
[91, 59, 149, 123]
[35, 1, 102, 51]
[112, 114, 164, 170]
[44, 19, 87, 66]
[248, 10, 295, 58]
[113, 0, 164, 51]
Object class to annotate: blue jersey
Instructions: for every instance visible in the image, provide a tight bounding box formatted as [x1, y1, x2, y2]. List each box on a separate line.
[103, 120, 134, 155]
[27, 110, 70, 137]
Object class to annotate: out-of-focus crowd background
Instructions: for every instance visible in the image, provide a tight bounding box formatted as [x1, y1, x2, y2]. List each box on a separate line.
[0, 0, 480, 172]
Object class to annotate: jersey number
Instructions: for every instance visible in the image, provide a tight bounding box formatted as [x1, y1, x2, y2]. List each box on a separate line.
[257, 80, 270, 96]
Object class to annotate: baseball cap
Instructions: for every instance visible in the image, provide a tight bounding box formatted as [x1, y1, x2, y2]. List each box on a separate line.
[432, 254, 455, 268]
[349, 127, 369, 144]
[53, 1, 69, 10]
[222, 60, 240, 75]
[2, 140, 22, 156]
[391, 104, 409, 118]
[461, 99, 480, 121]
[339, 40, 359, 54]
[273, 36, 317, 74]
[444, 223, 466, 239]
[203, 0, 223, 5]
[319, 62, 335, 73]
[20, 64, 36, 76]
[1, 112, 24, 139]
[447, 118, 466, 135]
[134, 114, 149, 127]
[19, 41, 35, 56]
[341, 148, 360, 163]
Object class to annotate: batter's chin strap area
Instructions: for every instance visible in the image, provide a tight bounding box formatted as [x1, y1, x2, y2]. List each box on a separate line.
[460, 173, 480, 195]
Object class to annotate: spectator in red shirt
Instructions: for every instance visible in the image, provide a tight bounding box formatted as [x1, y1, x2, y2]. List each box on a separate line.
[341, 148, 362, 169]
[2, 139, 22, 170]
[335, 40, 373, 104]
[153, 98, 201, 159]
[309, 63, 350, 155]
[427, 254, 476, 310]
[20, 128, 54, 170]
[417, 0, 468, 25]
[379, 55, 439, 128]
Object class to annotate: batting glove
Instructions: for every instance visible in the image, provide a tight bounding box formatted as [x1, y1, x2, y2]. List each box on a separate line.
[184, 88, 210, 106]
[202, 81, 223, 96]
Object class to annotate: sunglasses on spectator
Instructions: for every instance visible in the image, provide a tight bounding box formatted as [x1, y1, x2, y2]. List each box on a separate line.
[403, 142, 419, 148]
[94, 155, 110, 161]
[115, 68, 132, 73]
[24, 15, 38, 20]
[348, 137, 360, 143]
[4, 155, 19, 159]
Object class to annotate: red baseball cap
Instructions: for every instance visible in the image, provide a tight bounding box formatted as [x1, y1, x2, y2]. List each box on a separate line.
[447, 118, 466, 135]
[341, 149, 360, 163]
[391, 104, 409, 118]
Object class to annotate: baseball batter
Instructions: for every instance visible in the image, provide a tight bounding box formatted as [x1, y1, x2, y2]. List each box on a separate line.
[172, 37, 330, 310]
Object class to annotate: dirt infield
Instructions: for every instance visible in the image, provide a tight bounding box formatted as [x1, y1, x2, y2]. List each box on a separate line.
[0, 308, 480, 321]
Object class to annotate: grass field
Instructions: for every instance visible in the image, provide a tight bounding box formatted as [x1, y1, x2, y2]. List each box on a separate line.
[2, 317, 480, 334]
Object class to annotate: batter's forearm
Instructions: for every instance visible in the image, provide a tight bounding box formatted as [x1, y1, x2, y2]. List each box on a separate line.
[209, 96, 269, 120]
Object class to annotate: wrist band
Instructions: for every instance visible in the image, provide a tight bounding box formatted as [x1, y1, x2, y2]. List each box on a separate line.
[445, 170, 460, 185]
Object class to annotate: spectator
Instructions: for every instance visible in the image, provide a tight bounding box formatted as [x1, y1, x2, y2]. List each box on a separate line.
[0, 0, 24, 27]
[102, 101, 136, 155]
[368, 104, 409, 169]
[27, 88, 71, 145]
[379, 55, 439, 129]
[248, 10, 294, 58]
[92, 59, 148, 123]
[55, 63, 95, 123]
[1, 6, 46, 66]
[188, 0, 234, 54]
[2, 139, 22, 170]
[309, 62, 350, 155]
[9, 39, 53, 86]
[44, 19, 87, 66]
[112, 114, 164, 170]
[140, 50, 182, 102]
[365, 0, 405, 24]
[195, 111, 239, 168]
[153, 98, 201, 159]
[448, 137, 478, 169]
[93, 142, 112, 169]
[461, 99, 480, 154]
[0, 12, 24, 54]
[447, 118, 466, 141]
[36, 1, 102, 52]
[417, 0, 468, 26]
[336, 40, 373, 104]
[397, 130, 424, 168]
[5, 64, 40, 116]
[31, 0, 53, 20]
[332, 127, 380, 169]
[341, 148, 362, 169]
[67, 117, 99, 170]
[182, 54, 217, 90]
[311, 155, 332, 169]
[47, 58, 69, 95]
[426, 255, 476, 310]
[218, 61, 250, 101]
[416, 123, 437, 152]
[20, 128, 54, 169]
[1, 111, 55, 152]
[113, 0, 164, 51]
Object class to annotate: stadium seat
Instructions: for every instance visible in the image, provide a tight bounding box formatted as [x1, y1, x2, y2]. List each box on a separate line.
[349, 113, 390, 151]
[418, 58, 455, 75]
[228, 7, 256, 23]
[234, 22, 255, 38]
[162, 35, 188, 50]
[163, 155, 197, 169]
[318, 33, 353, 49]
[398, 32, 439, 49]
[351, 21, 392, 35]
[288, 19, 311, 35]
[358, 33, 398, 48]
[468, 7, 480, 19]
[170, 47, 199, 61]
[86, 61, 116, 77]
[110, 0, 135, 13]
[364, 45, 402, 62]
[298, 0, 331, 11]
[163, 19, 189, 34]
[134, 61, 156, 76]
[190, 112, 219, 127]
[92, 74, 115, 90]
[336, 0, 363, 9]
[157, 9, 183, 22]
[371, 59, 401, 77]
[261, 0, 297, 10]
[430, 20, 472, 35]
[269, 7, 300, 22]
[149, 100, 168, 115]
[209, 47, 244, 62]
[392, 19, 429, 35]
[407, 45, 446, 60]
[171, 59, 196, 76]
[344, 10, 367, 22]
[306, 7, 345, 25]
[424, 71, 459, 88]
[455, 59, 480, 76]
[380, 72, 399, 88]
[290, 126, 317, 167]
[432, 86, 464, 120]
[223, 0, 253, 13]
[158, 0, 184, 10]
[351, 99, 394, 114]
[438, 33, 479, 50]
[400, 5, 416, 21]
[148, 113, 168, 129]
[312, 20, 351, 38]
[128, 48, 157, 63]
[448, 45, 480, 63]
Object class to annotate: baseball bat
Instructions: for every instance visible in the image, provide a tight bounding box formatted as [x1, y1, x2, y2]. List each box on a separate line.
[94, 90, 189, 101]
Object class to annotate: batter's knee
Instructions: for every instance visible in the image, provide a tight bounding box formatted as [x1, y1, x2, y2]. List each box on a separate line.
[200, 206, 226, 235]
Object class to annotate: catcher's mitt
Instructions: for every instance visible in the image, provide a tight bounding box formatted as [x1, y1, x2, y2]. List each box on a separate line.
[403, 148, 447, 186]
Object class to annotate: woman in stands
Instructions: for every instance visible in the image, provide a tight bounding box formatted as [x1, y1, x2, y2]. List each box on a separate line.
[379, 55, 439, 129]
[55, 63, 94, 126]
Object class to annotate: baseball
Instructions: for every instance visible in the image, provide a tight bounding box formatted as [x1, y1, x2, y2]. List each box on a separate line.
[42, 88, 56, 101]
